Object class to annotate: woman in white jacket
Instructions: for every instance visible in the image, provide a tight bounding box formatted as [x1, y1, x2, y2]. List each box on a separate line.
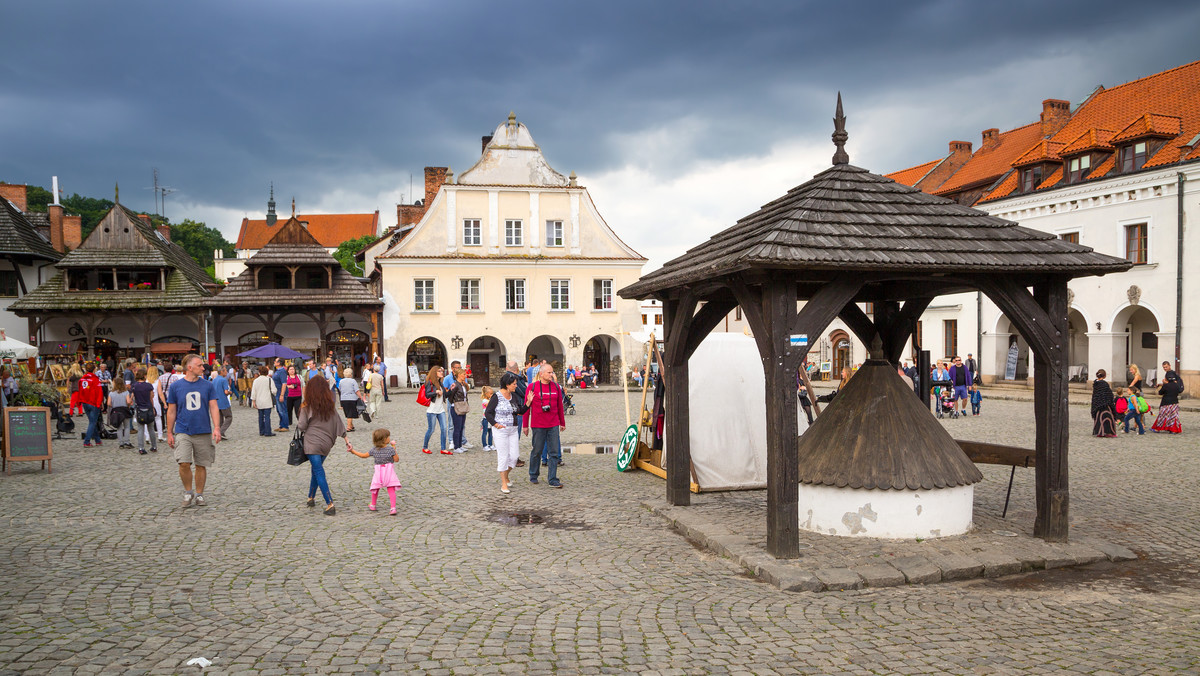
[250, 365, 278, 437]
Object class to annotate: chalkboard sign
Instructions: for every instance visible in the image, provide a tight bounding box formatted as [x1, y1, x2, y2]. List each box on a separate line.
[3, 406, 52, 474]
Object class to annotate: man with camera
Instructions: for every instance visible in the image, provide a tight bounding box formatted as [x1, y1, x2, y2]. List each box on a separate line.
[524, 364, 566, 488]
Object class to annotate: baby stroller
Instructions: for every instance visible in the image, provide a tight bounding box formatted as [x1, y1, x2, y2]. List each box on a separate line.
[563, 393, 576, 415]
[935, 388, 956, 419]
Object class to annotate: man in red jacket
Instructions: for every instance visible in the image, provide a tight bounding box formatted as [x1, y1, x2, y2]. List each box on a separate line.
[78, 362, 105, 447]
[524, 364, 566, 488]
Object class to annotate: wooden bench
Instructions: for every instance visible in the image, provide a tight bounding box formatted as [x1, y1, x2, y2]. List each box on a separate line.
[956, 440, 1035, 518]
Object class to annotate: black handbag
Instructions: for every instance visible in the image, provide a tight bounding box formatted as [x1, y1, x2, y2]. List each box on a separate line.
[135, 407, 155, 425]
[287, 429, 308, 466]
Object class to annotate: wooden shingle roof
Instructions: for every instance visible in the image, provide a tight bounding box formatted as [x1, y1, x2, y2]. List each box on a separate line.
[620, 163, 1130, 298]
[796, 360, 983, 490]
[0, 197, 61, 261]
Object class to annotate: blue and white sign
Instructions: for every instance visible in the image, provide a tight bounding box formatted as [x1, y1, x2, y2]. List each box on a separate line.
[789, 334, 809, 347]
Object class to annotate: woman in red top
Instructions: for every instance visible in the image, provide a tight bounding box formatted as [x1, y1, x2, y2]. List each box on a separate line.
[282, 365, 304, 428]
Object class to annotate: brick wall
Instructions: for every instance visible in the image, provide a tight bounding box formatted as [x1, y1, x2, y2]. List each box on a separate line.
[0, 183, 27, 211]
[63, 215, 82, 249]
[1041, 99, 1072, 137]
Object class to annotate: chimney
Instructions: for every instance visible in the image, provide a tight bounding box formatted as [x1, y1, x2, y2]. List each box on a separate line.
[1040, 99, 1071, 137]
[481, 135, 493, 154]
[981, 128, 1001, 150]
[157, 224, 171, 242]
[48, 203, 65, 252]
[398, 204, 425, 226]
[62, 215, 82, 249]
[424, 166, 448, 211]
[0, 183, 28, 212]
[949, 140, 972, 156]
[137, 214, 154, 226]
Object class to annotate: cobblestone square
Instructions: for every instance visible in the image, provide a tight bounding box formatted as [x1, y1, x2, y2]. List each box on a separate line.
[1, 388, 1198, 674]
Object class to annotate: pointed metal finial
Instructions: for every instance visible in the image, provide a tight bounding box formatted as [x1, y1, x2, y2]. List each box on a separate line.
[291, 198, 295, 217]
[832, 92, 849, 165]
[114, 182, 120, 203]
[869, 334, 884, 360]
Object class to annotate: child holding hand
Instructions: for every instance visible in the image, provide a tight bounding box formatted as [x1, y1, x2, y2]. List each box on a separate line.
[479, 386, 495, 451]
[348, 428, 402, 515]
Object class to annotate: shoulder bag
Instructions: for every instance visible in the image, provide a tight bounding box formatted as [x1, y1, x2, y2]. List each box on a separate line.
[287, 429, 308, 466]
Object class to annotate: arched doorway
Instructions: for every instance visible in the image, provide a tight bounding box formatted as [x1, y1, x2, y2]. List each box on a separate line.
[327, 329, 371, 378]
[1114, 305, 1160, 384]
[828, 330, 852, 379]
[583, 334, 621, 384]
[407, 336, 447, 382]
[526, 335, 565, 379]
[1067, 309, 1089, 381]
[467, 335, 506, 387]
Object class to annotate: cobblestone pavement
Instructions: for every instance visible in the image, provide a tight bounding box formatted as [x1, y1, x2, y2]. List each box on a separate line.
[1, 389, 1198, 674]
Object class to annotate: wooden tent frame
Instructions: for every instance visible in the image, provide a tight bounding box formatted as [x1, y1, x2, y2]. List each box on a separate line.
[619, 98, 1131, 558]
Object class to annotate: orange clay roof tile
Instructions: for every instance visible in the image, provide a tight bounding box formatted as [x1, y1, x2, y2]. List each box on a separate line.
[884, 158, 942, 186]
[1110, 113, 1184, 143]
[980, 171, 1019, 202]
[236, 212, 379, 250]
[1060, 128, 1116, 155]
[933, 122, 1045, 195]
[1037, 166, 1064, 190]
[1012, 140, 1066, 168]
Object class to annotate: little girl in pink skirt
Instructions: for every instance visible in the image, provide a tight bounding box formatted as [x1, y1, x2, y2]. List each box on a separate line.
[348, 428, 402, 515]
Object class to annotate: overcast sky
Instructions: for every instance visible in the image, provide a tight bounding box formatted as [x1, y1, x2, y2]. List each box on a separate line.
[3, 1, 1198, 270]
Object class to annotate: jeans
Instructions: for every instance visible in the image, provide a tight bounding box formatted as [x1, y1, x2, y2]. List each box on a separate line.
[116, 417, 130, 445]
[424, 410, 447, 450]
[276, 397, 289, 430]
[529, 426, 561, 484]
[481, 418, 493, 447]
[1123, 410, 1145, 434]
[450, 410, 466, 449]
[82, 403, 102, 444]
[258, 408, 273, 436]
[307, 454, 332, 504]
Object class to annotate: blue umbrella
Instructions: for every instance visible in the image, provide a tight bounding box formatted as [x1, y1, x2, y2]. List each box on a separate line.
[236, 342, 310, 360]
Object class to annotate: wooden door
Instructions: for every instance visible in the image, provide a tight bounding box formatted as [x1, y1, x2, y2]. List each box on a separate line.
[470, 353, 490, 387]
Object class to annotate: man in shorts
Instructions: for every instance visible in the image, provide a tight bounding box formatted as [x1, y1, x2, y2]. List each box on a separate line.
[947, 355, 974, 420]
[167, 354, 221, 508]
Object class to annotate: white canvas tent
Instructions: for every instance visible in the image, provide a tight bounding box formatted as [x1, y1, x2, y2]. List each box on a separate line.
[661, 332, 808, 491]
[0, 335, 38, 360]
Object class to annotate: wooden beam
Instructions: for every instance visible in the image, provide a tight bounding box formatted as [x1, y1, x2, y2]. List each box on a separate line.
[682, 296, 738, 360]
[726, 280, 771, 358]
[787, 275, 865, 371]
[759, 277, 802, 558]
[977, 277, 1057, 361]
[1033, 278, 1070, 542]
[662, 294, 698, 507]
[880, 297, 933, 364]
[838, 303, 877, 349]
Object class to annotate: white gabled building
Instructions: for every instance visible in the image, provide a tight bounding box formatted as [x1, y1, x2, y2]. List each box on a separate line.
[364, 113, 647, 386]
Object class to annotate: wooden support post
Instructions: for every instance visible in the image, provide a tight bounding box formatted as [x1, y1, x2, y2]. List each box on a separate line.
[761, 278, 801, 559]
[1033, 278, 1070, 541]
[662, 293, 698, 507]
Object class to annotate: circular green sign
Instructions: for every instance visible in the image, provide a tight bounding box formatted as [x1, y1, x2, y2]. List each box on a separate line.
[616, 424, 639, 472]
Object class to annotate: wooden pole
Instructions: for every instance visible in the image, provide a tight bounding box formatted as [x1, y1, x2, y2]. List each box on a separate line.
[1033, 278, 1070, 541]
[619, 332, 630, 427]
[761, 279, 801, 558]
[662, 296, 697, 507]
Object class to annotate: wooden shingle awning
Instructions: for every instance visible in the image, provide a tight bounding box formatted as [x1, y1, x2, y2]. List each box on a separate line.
[149, 342, 195, 354]
[39, 340, 80, 355]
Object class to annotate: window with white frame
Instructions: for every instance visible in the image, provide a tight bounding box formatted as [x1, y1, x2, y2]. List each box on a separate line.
[463, 219, 482, 246]
[545, 220, 564, 247]
[505, 278, 525, 310]
[593, 279, 613, 310]
[460, 278, 481, 310]
[550, 279, 570, 310]
[1125, 223, 1148, 265]
[505, 219, 523, 246]
[414, 279, 435, 311]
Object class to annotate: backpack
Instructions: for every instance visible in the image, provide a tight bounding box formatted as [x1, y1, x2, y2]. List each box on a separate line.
[1114, 397, 1128, 415]
[1136, 396, 1149, 414]
[416, 384, 430, 407]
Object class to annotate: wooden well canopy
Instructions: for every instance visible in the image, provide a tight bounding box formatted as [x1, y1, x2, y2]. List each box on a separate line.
[618, 96, 1131, 558]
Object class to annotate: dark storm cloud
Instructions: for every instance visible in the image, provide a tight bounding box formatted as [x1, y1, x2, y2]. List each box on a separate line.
[1, 0, 1198, 234]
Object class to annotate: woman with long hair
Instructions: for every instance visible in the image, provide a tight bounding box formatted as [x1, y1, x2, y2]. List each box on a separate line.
[447, 367, 470, 453]
[296, 374, 352, 515]
[422, 366, 449, 455]
[1128, 364, 1143, 393]
[283, 365, 304, 428]
[67, 362, 84, 415]
[1091, 369, 1118, 437]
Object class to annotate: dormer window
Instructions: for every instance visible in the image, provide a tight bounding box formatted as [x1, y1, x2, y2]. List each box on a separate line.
[1020, 165, 1044, 193]
[298, 266, 331, 289]
[1066, 155, 1091, 184]
[116, 268, 163, 290]
[257, 266, 292, 290]
[1119, 142, 1148, 172]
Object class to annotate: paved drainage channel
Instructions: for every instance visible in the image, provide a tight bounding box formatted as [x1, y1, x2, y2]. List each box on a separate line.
[488, 510, 594, 531]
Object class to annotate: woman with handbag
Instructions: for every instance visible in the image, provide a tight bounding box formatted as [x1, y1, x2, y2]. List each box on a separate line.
[107, 378, 134, 449]
[296, 374, 352, 516]
[421, 367, 449, 455]
[447, 367, 470, 453]
[130, 368, 157, 454]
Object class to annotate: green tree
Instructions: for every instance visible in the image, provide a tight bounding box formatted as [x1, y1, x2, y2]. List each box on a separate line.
[61, 193, 115, 239]
[24, 185, 54, 212]
[169, 219, 235, 270]
[333, 235, 377, 276]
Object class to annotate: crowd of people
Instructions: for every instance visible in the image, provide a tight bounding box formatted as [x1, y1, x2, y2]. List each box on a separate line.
[1091, 361, 1184, 437]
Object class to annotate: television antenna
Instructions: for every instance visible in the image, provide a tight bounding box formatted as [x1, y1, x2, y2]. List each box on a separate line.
[144, 168, 177, 220]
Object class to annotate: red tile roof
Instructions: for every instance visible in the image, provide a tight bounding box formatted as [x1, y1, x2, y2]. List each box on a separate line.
[980, 171, 1019, 202]
[1037, 166, 1064, 191]
[1012, 140, 1065, 168]
[1042, 60, 1200, 170]
[933, 122, 1045, 195]
[1059, 128, 1116, 155]
[1110, 113, 1183, 144]
[236, 212, 379, 250]
[885, 158, 942, 186]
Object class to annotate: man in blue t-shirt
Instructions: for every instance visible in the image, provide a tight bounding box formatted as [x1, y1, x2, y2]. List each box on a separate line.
[376, 358, 389, 401]
[272, 358, 290, 432]
[167, 354, 221, 509]
[210, 369, 233, 439]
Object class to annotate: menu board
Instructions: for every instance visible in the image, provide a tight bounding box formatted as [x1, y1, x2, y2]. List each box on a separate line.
[3, 406, 52, 474]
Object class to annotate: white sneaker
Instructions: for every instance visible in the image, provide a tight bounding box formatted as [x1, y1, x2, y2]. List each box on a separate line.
[181, 492, 194, 508]
[453, 447, 465, 454]
[463, 441, 475, 449]
[193, 494, 206, 507]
